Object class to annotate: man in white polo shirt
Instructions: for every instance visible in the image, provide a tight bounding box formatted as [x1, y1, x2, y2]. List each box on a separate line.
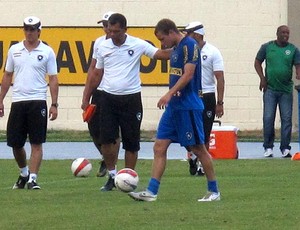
[82, 13, 170, 191]
[0, 16, 59, 190]
[183, 22, 225, 176]
[82, 11, 120, 178]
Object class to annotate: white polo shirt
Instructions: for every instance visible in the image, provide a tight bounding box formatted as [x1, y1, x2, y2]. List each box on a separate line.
[95, 34, 158, 95]
[5, 40, 57, 102]
[201, 42, 224, 94]
[92, 35, 107, 91]
[92, 35, 106, 60]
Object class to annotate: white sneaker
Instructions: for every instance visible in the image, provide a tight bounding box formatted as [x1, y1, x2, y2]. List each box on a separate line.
[264, 148, 273, 157]
[198, 192, 221, 202]
[282, 149, 292, 158]
[128, 190, 157, 202]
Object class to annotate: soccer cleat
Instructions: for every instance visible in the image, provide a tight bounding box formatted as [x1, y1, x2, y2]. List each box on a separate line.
[12, 175, 29, 189]
[100, 175, 115, 191]
[264, 148, 273, 158]
[189, 158, 198, 175]
[96, 160, 107, 177]
[27, 181, 41, 190]
[198, 191, 221, 202]
[128, 190, 157, 202]
[282, 149, 292, 158]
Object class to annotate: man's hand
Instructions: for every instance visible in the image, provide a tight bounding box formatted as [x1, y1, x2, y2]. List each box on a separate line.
[157, 93, 172, 109]
[259, 77, 267, 92]
[81, 100, 89, 111]
[49, 106, 58, 121]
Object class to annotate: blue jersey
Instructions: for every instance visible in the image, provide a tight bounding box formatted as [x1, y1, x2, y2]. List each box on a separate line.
[168, 36, 203, 110]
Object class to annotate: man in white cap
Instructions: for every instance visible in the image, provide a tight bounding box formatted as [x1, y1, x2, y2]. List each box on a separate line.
[183, 22, 225, 176]
[0, 16, 59, 189]
[82, 11, 120, 178]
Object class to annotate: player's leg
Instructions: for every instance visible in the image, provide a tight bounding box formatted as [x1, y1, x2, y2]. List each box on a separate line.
[120, 92, 143, 170]
[150, 139, 171, 180]
[263, 89, 277, 157]
[182, 109, 220, 201]
[278, 92, 293, 157]
[8, 102, 29, 189]
[202, 93, 216, 150]
[128, 138, 171, 202]
[98, 92, 120, 191]
[27, 100, 47, 189]
[128, 109, 174, 201]
[197, 93, 216, 175]
[88, 90, 106, 176]
[191, 144, 220, 201]
[187, 93, 215, 176]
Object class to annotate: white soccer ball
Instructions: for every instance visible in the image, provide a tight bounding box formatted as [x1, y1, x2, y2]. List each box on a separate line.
[71, 158, 92, 177]
[114, 168, 139, 192]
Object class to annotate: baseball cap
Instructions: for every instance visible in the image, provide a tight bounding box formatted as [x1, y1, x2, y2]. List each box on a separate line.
[23, 16, 42, 30]
[183, 21, 205, 35]
[97, 11, 115, 24]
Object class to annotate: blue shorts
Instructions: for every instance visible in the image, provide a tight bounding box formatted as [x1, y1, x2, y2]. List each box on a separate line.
[156, 107, 205, 147]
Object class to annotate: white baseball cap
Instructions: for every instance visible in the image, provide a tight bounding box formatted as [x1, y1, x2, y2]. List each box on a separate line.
[97, 11, 115, 24]
[23, 16, 42, 30]
[183, 21, 205, 35]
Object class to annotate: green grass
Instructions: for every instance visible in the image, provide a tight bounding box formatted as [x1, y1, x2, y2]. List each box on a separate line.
[1, 159, 300, 229]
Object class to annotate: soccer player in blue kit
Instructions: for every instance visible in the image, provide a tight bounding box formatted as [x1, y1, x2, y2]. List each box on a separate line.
[128, 18, 220, 202]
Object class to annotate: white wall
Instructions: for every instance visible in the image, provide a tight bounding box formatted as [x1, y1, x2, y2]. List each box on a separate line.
[0, 0, 291, 131]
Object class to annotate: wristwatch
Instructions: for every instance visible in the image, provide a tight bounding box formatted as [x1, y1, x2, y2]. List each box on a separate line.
[51, 103, 59, 108]
[217, 101, 224, 105]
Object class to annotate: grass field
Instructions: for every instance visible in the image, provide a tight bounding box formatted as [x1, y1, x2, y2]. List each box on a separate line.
[1, 158, 300, 229]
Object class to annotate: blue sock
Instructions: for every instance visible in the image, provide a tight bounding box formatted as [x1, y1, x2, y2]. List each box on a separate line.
[147, 178, 160, 195]
[208, 180, 218, 193]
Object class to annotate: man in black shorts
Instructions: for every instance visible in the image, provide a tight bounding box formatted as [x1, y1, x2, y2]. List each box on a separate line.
[82, 13, 171, 191]
[0, 16, 59, 189]
[83, 11, 120, 177]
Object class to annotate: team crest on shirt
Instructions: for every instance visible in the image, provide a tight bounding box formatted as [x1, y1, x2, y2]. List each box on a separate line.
[172, 53, 178, 62]
[206, 111, 213, 118]
[41, 109, 46, 117]
[202, 55, 207, 60]
[136, 112, 142, 121]
[37, 55, 44, 61]
[128, 50, 134, 56]
[186, 132, 192, 140]
[285, 50, 291, 55]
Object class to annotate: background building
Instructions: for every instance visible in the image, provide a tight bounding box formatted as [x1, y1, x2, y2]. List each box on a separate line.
[0, 0, 299, 132]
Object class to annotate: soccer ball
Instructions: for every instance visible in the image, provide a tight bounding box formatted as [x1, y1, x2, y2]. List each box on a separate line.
[114, 168, 139, 192]
[71, 158, 92, 177]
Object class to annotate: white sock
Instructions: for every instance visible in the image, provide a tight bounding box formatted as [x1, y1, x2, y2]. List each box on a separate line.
[109, 169, 117, 178]
[28, 173, 37, 183]
[20, 166, 29, 177]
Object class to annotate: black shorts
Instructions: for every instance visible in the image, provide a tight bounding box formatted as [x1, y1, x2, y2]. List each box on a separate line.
[202, 93, 216, 144]
[88, 90, 102, 139]
[97, 91, 143, 152]
[7, 100, 48, 148]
